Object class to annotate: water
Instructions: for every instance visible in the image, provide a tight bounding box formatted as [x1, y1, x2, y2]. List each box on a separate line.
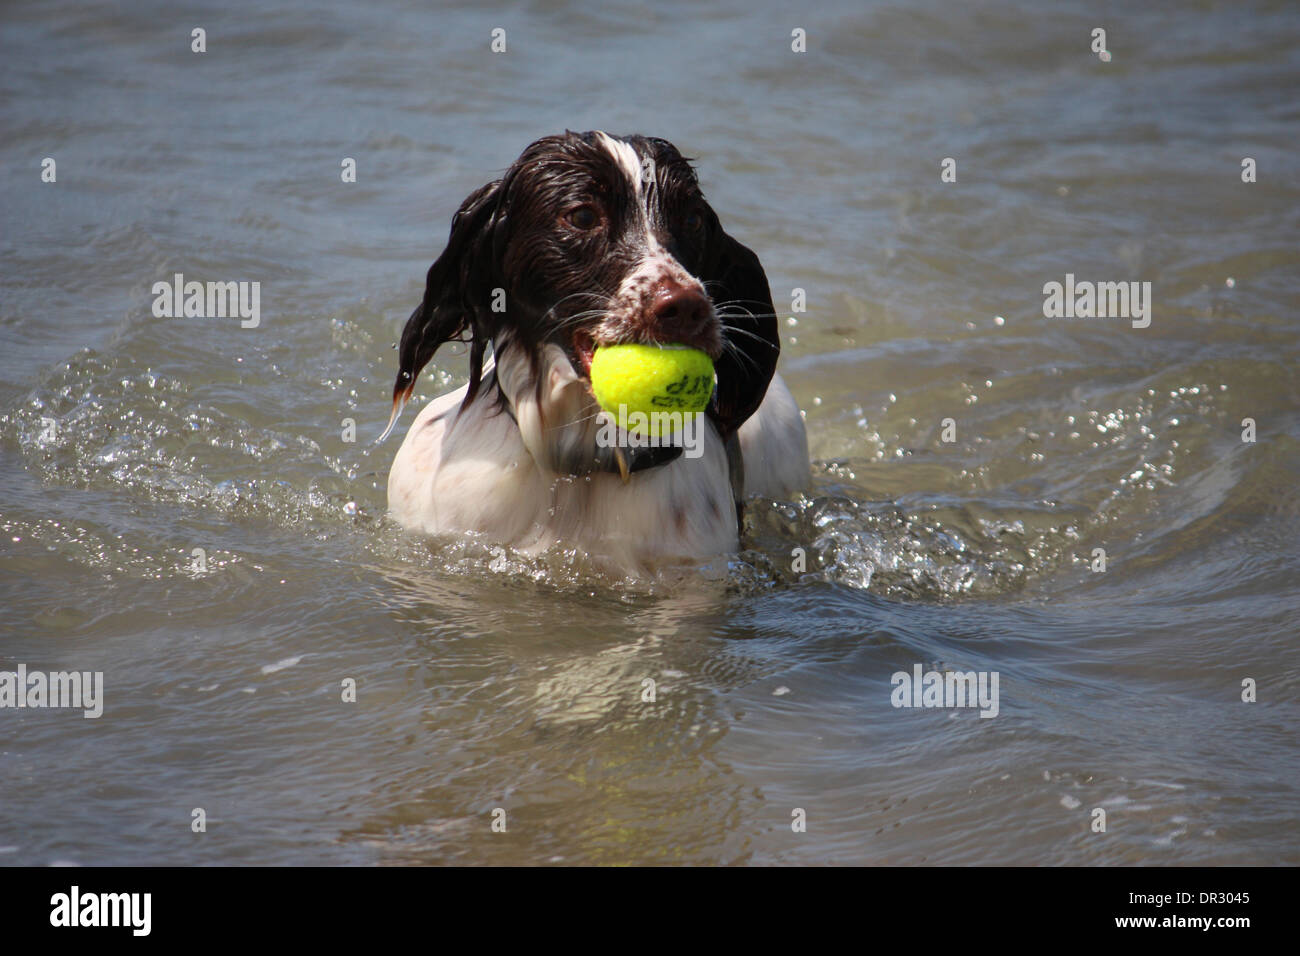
[2, 0, 1297, 865]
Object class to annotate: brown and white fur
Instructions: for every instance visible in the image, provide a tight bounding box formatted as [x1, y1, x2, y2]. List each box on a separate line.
[384, 131, 809, 573]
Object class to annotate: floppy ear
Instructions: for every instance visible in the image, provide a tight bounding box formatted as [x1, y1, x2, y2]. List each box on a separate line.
[380, 180, 503, 441]
[703, 231, 780, 439]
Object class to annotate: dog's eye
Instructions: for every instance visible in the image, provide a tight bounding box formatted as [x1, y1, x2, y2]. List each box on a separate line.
[684, 207, 705, 232]
[565, 205, 601, 230]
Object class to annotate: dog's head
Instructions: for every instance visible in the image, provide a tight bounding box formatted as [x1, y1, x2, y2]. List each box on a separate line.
[387, 130, 780, 473]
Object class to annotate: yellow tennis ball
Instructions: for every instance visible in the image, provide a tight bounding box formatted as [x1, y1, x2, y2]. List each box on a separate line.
[589, 343, 714, 436]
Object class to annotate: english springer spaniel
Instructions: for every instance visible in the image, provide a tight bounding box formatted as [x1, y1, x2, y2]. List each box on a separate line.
[383, 131, 810, 573]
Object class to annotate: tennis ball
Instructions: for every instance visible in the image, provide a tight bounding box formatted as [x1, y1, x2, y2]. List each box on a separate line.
[589, 343, 714, 436]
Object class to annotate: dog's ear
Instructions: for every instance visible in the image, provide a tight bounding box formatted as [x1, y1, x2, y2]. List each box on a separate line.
[702, 231, 780, 439]
[381, 180, 504, 440]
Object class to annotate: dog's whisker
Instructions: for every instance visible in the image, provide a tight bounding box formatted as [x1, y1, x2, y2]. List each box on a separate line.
[721, 340, 763, 375]
[722, 327, 779, 349]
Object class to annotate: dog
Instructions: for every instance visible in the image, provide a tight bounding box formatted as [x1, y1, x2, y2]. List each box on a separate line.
[383, 131, 809, 572]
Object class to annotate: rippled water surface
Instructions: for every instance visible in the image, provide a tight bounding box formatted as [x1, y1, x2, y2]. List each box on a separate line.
[2, 0, 1298, 865]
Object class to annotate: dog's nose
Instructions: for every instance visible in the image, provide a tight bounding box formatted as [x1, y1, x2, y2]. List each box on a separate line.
[650, 282, 711, 338]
